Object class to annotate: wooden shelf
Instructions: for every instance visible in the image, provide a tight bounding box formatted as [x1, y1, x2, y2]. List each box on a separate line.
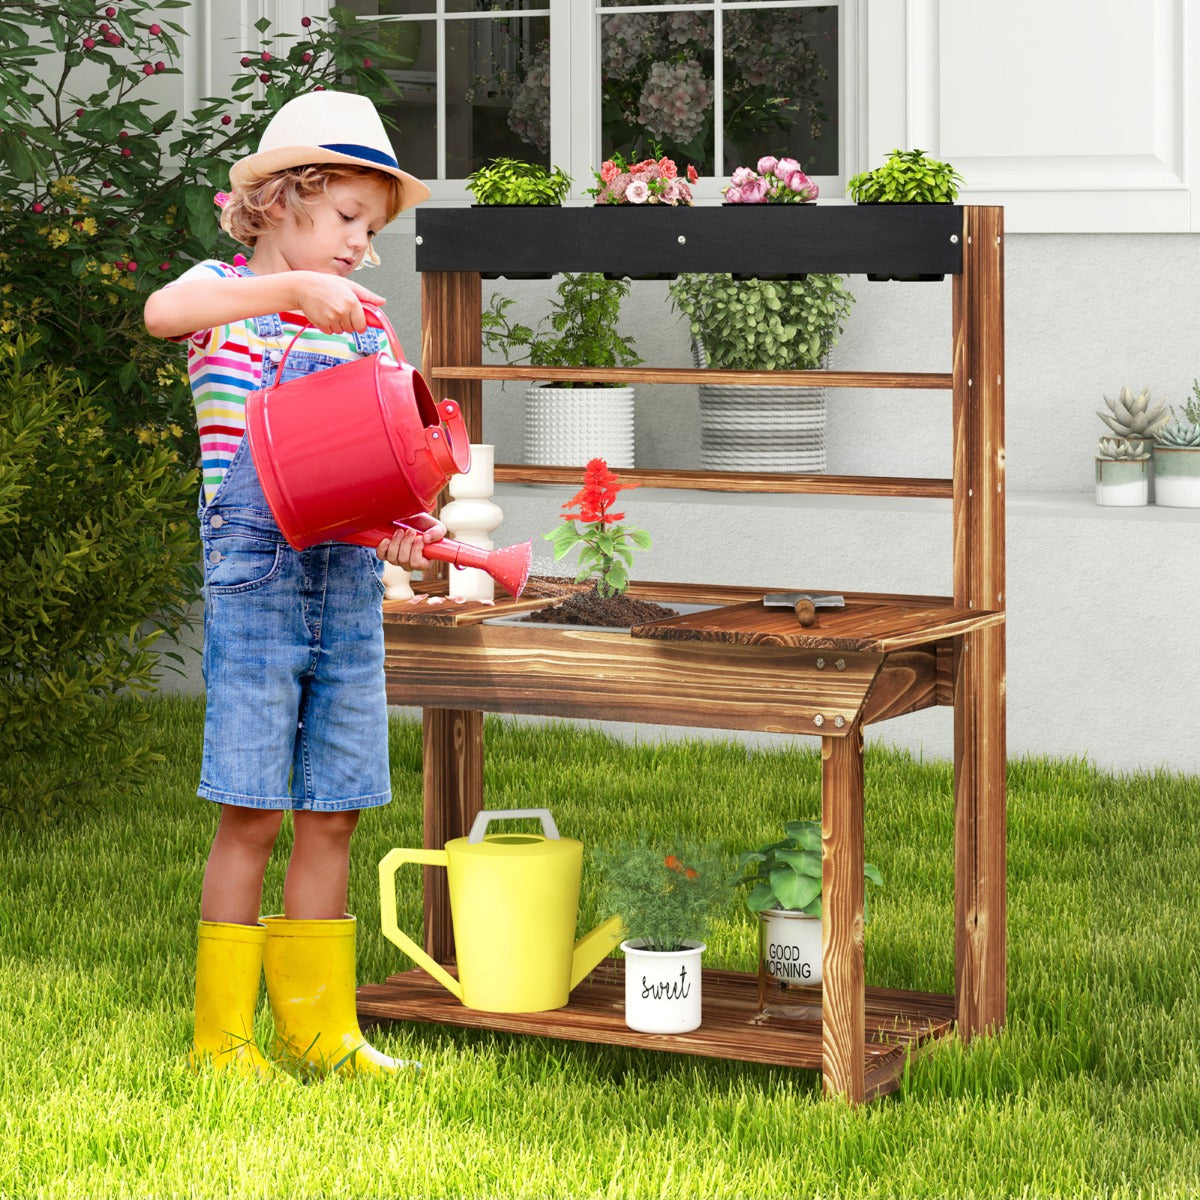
[433, 365, 953, 390]
[493, 465, 954, 499]
[357, 962, 955, 1101]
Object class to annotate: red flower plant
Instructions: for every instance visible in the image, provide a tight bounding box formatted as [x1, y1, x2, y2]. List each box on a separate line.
[544, 458, 651, 597]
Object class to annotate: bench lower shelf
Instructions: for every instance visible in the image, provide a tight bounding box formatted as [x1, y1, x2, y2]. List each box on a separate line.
[357, 962, 955, 1100]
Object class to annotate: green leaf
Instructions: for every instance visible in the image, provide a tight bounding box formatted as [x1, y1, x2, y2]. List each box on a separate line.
[770, 867, 821, 912]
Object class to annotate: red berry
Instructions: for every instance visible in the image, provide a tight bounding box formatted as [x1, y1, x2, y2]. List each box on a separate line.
[99, 22, 109, 32]
[119, 130, 129, 139]
[106, 6, 116, 16]
[159, 262, 170, 271]
[259, 72, 270, 82]
[106, 32, 121, 44]
[126, 261, 137, 272]
[149, 22, 161, 35]
[82, 37, 95, 49]
[301, 51, 313, 63]
[301, 15, 311, 26]
[121, 147, 132, 156]
[261, 51, 271, 62]
[155, 62, 165, 71]
[142, 64, 154, 75]
[75, 108, 84, 117]
[240, 56, 251, 66]
[220, 114, 232, 125]
[362, 57, 372, 68]
[313, 85, 325, 91]
[115, 260, 126, 269]
[32, 202, 44, 213]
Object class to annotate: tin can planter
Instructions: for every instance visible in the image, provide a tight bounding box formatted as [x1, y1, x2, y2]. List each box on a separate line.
[524, 384, 635, 469]
[1094, 457, 1149, 507]
[621, 939, 704, 1033]
[759, 908, 822, 986]
[1150, 446, 1200, 507]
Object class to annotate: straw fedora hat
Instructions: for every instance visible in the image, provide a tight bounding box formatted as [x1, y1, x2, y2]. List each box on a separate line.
[229, 90, 429, 210]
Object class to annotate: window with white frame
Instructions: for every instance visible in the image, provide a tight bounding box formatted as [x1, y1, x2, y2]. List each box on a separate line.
[340, 0, 844, 197]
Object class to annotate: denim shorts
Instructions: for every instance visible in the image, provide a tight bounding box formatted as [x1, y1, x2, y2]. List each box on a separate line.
[196, 439, 391, 812]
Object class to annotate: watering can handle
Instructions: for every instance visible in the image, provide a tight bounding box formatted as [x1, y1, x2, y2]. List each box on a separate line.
[378, 847, 463, 1000]
[467, 808, 560, 844]
[269, 304, 409, 386]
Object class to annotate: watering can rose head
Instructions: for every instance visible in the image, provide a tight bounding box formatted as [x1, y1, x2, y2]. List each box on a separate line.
[595, 839, 731, 953]
[543, 458, 651, 598]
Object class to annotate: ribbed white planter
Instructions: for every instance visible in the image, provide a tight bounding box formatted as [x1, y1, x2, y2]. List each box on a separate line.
[524, 384, 635, 469]
[621, 939, 704, 1033]
[1151, 446, 1200, 507]
[693, 342, 826, 473]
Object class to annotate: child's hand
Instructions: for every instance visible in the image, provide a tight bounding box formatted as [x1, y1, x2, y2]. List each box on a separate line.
[376, 518, 448, 570]
[292, 273, 385, 334]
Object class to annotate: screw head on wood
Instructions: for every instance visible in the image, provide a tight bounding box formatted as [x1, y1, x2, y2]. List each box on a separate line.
[813, 714, 825, 727]
[414, 235, 423, 245]
[677, 235, 686, 245]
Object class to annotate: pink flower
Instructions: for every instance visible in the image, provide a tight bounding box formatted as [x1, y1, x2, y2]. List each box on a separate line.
[626, 179, 650, 204]
[777, 157, 802, 178]
[658, 156, 677, 179]
[757, 155, 779, 176]
[722, 185, 741, 203]
[741, 178, 769, 203]
[789, 171, 818, 200]
[600, 159, 619, 184]
[731, 166, 756, 187]
[686, 164, 698, 183]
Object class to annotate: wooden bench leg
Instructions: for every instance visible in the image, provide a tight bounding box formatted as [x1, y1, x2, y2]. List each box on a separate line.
[422, 707, 483, 963]
[821, 721, 866, 1103]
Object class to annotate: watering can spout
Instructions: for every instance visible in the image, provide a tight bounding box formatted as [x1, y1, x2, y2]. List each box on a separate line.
[569, 915, 625, 991]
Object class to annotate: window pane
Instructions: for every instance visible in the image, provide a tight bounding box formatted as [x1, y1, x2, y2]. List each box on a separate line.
[723, 6, 838, 176]
[449, 16, 551, 174]
[341, 0, 436, 18]
[445, 0, 549, 14]
[368, 20, 438, 180]
[599, 9, 716, 173]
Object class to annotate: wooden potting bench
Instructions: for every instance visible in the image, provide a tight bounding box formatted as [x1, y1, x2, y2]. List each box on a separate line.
[356, 205, 1006, 1103]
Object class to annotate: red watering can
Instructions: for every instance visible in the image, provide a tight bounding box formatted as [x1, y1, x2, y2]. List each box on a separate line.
[245, 306, 531, 598]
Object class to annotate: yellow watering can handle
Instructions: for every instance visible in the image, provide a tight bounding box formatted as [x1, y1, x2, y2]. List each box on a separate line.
[378, 847, 463, 1000]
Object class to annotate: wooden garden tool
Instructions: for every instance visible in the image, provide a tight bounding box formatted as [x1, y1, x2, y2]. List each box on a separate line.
[762, 591, 845, 628]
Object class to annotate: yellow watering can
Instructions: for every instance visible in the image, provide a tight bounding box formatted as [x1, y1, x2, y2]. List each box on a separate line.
[379, 809, 624, 1013]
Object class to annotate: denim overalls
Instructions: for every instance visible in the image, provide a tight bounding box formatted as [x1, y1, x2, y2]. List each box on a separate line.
[196, 310, 391, 811]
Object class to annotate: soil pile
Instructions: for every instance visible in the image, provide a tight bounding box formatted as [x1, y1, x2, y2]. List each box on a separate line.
[527, 584, 678, 628]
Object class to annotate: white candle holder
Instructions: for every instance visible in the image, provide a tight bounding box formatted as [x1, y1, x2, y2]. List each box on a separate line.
[439, 444, 503, 602]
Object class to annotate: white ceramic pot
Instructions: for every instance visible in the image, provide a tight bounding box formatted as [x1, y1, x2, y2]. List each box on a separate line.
[1151, 446, 1200, 507]
[1094, 457, 1149, 507]
[759, 908, 822, 985]
[524, 384, 635, 468]
[621, 939, 704, 1033]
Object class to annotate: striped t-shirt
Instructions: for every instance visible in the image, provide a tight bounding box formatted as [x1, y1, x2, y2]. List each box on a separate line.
[169, 260, 395, 502]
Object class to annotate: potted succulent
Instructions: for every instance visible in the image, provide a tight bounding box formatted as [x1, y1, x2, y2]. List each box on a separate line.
[482, 273, 642, 467]
[846, 147, 964, 204]
[595, 839, 730, 1033]
[668, 273, 854, 472]
[735, 820, 882, 987]
[1152, 382, 1200, 508]
[1095, 385, 1167, 507]
[466, 157, 572, 206]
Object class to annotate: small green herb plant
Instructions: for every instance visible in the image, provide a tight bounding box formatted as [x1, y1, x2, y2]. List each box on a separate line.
[544, 458, 651, 597]
[596, 839, 731, 952]
[466, 157, 572, 205]
[735, 820, 883, 919]
[668, 274, 853, 371]
[481, 272, 642, 381]
[847, 148, 964, 204]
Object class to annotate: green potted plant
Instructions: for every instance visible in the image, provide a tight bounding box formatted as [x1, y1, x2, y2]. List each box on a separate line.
[482, 272, 642, 467]
[735, 820, 882, 987]
[1152, 381, 1200, 508]
[466, 157, 572, 206]
[1094, 385, 1166, 508]
[846, 147, 964, 204]
[595, 839, 730, 1033]
[668, 273, 854, 473]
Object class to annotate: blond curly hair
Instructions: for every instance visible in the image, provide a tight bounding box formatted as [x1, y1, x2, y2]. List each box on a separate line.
[219, 164, 406, 262]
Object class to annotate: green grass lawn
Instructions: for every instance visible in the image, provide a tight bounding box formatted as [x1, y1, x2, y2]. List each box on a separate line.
[3, 696, 1198, 1199]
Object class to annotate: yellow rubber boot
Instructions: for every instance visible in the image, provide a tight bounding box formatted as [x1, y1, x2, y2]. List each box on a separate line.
[190, 920, 277, 1079]
[262, 915, 419, 1076]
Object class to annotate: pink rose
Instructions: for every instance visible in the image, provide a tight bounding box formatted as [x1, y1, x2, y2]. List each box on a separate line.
[626, 179, 650, 204]
[658, 156, 678, 179]
[777, 157, 802, 178]
[741, 177, 769, 203]
[676, 180, 693, 204]
[722, 185, 741, 203]
[731, 166, 756, 187]
[757, 155, 779, 176]
[600, 160, 619, 184]
[686, 164, 698, 183]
